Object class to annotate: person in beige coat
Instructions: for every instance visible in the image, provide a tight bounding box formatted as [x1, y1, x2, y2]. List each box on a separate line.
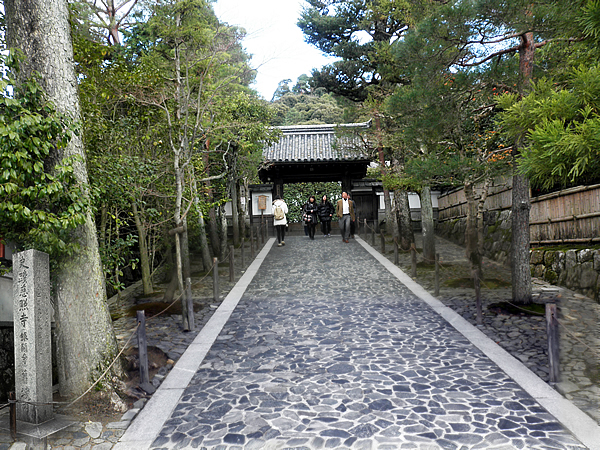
[335, 191, 355, 243]
[272, 196, 288, 246]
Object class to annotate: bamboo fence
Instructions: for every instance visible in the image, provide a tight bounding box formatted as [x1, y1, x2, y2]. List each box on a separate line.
[438, 178, 600, 245]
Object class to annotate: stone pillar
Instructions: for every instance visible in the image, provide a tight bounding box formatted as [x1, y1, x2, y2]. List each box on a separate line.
[13, 249, 53, 424]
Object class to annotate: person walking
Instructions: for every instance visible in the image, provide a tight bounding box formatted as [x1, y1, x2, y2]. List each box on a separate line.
[336, 191, 355, 243]
[303, 195, 318, 240]
[348, 193, 357, 238]
[272, 196, 288, 247]
[317, 194, 334, 237]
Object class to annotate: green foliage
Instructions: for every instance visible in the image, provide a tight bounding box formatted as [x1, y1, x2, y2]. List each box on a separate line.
[499, 66, 600, 189]
[298, 0, 430, 101]
[283, 182, 342, 223]
[579, 0, 600, 41]
[0, 52, 89, 259]
[271, 91, 346, 126]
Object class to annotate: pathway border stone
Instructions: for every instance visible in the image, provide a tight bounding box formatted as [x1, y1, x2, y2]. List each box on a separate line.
[357, 237, 600, 450]
[113, 239, 275, 450]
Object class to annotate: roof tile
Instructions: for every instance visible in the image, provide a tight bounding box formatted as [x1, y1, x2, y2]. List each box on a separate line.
[263, 122, 370, 163]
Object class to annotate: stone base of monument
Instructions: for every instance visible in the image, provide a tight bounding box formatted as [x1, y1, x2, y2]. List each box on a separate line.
[0, 412, 76, 445]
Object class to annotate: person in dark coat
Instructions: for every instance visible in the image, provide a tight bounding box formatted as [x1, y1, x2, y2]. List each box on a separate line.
[302, 195, 318, 240]
[317, 194, 334, 237]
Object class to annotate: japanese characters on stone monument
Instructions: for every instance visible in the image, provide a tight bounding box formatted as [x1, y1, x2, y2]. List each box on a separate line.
[13, 249, 53, 424]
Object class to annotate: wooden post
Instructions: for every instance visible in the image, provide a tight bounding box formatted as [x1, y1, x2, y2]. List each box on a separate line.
[136, 311, 149, 385]
[186, 277, 194, 331]
[380, 231, 385, 254]
[371, 223, 375, 246]
[394, 238, 399, 265]
[9, 391, 16, 440]
[411, 245, 417, 278]
[434, 253, 440, 296]
[213, 257, 219, 302]
[261, 221, 265, 244]
[364, 218, 367, 236]
[474, 269, 482, 325]
[250, 226, 255, 258]
[241, 238, 245, 267]
[546, 303, 560, 383]
[229, 245, 234, 282]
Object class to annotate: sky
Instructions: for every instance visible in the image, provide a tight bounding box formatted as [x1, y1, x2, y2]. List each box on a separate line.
[213, 0, 337, 101]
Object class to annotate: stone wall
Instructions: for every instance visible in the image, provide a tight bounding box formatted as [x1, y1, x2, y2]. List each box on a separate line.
[530, 248, 600, 302]
[437, 211, 600, 302]
[437, 210, 513, 266]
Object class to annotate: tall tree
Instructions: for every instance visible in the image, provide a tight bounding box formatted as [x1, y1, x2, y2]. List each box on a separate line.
[392, 0, 587, 304]
[130, 0, 275, 320]
[299, 0, 443, 240]
[69, 0, 140, 45]
[499, 2, 600, 190]
[5, 0, 122, 396]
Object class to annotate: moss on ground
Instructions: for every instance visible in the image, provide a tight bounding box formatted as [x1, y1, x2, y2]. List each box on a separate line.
[445, 277, 511, 289]
[488, 301, 546, 316]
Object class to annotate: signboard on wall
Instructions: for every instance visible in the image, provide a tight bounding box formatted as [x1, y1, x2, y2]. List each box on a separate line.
[258, 195, 268, 211]
[251, 192, 273, 216]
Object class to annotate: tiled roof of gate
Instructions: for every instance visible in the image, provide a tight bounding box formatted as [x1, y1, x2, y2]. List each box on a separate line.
[263, 122, 371, 162]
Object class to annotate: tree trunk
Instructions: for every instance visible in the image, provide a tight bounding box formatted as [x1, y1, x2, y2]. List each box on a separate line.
[218, 205, 228, 261]
[162, 239, 178, 303]
[510, 30, 535, 304]
[132, 202, 153, 295]
[395, 190, 414, 251]
[465, 181, 483, 325]
[192, 176, 212, 271]
[180, 217, 191, 281]
[208, 205, 220, 256]
[5, 0, 121, 396]
[477, 178, 491, 258]
[511, 172, 532, 303]
[375, 116, 398, 239]
[237, 179, 246, 241]
[420, 186, 435, 262]
[230, 176, 240, 247]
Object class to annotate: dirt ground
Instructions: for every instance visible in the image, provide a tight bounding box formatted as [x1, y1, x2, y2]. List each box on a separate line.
[52, 346, 169, 425]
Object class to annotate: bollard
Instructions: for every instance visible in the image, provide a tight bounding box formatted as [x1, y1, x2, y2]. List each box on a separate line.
[229, 245, 234, 282]
[364, 218, 367, 236]
[213, 257, 219, 302]
[9, 391, 16, 440]
[411, 245, 417, 278]
[136, 311, 149, 385]
[394, 238, 399, 265]
[241, 238, 245, 267]
[546, 303, 560, 383]
[434, 253, 440, 296]
[250, 226, 255, 258]
[380, 231, 385, 254]
[371, 224, 375, 246]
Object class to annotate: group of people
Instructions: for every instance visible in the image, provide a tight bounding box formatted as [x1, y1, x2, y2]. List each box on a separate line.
[272, 192, 356, 246]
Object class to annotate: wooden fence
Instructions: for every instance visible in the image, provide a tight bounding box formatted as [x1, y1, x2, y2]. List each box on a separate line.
[438, 178, 600, 245]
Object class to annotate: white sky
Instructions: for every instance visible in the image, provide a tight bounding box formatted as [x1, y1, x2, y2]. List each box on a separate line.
[213, 0, 338, 101]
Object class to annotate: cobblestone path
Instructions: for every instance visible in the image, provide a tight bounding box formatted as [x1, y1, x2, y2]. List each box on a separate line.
[147, 236, 587, 449]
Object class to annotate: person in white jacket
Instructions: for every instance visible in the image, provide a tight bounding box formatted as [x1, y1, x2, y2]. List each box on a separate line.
[272, 196, 288, 246]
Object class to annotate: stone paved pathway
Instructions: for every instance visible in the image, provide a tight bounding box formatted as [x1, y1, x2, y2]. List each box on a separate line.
[139, 236, 590, 449]
[3, 234, 600, 449]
